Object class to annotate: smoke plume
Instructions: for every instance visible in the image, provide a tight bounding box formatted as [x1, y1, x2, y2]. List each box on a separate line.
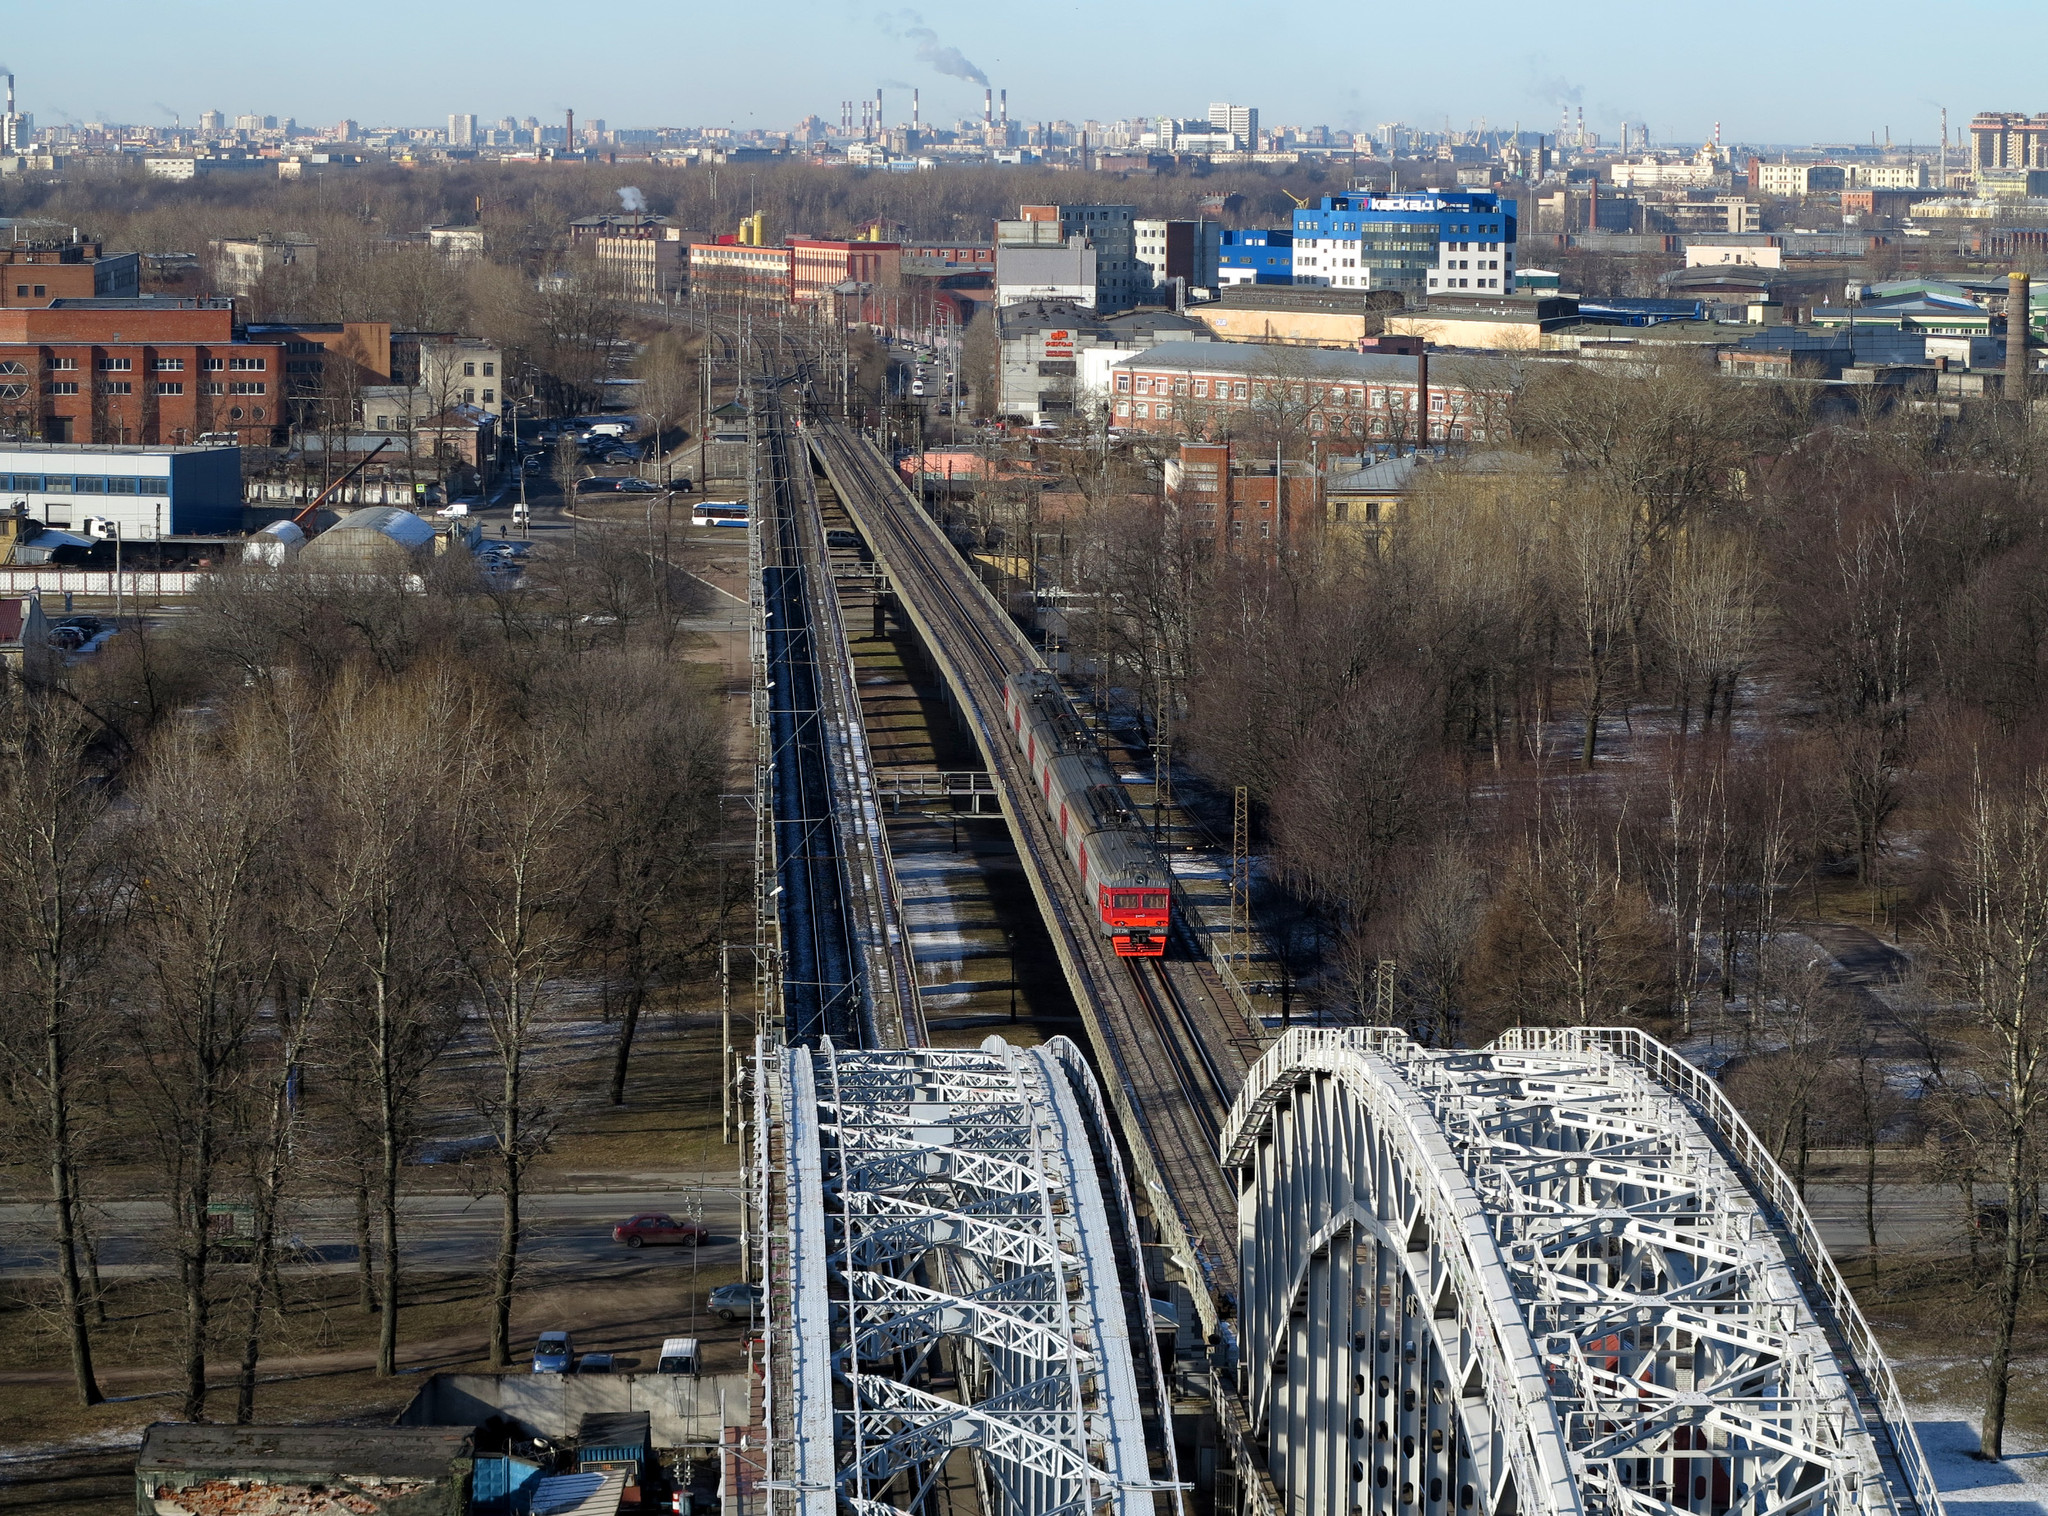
[878, 10, 988, 87]
[617, 186, 648, 212]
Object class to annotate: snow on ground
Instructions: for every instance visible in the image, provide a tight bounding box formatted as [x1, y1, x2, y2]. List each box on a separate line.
[1915, 1405, 2048, 1516]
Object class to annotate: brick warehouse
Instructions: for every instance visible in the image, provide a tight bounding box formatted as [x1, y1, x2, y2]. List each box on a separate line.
[1108, 341, 1514, 446]
[0, 299, 286, 446]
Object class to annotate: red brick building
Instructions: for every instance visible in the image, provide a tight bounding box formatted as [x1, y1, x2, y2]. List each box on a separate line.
[1164, 442, 1324, 548]
[1109, 341, 1511, 445]
[790, 239, 901, 304]
[0, 237, 140, 309]
[0, 300, 285, 446]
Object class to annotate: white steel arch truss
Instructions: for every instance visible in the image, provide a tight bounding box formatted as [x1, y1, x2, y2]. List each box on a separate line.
[1221, 1028, 1941, 1516]
[783, 1036, 1183, 1516]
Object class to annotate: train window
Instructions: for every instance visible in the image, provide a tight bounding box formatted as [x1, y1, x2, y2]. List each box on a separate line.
[1111, 891, 1137, 908]
[1143, 891, 1168, 910]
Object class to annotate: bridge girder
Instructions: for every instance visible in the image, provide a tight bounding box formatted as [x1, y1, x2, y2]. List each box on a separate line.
[779, 1036, 1182, 1516]
[1221, 1028, 1942, 1516]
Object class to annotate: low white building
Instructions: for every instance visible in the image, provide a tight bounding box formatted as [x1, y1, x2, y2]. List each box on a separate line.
[0, 442, 242, 539]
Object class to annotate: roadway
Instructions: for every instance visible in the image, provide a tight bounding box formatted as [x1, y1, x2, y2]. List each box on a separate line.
[0, 1187, 745, 1280]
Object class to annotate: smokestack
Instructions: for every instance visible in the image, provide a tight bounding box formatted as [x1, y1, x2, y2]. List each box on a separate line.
[1414, 351, 1429, 449]
[1000, 89, 1008, 130]
[5, 76, 13, 123]
[877, 88, 884, 134]
[984, 88, 993, 129]
[2010, 270, 2031, 402]
[913, 89, 919, 133]
[565, 107, 574, 152]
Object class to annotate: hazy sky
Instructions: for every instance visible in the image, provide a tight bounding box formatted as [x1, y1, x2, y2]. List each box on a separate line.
[12, 0, 2048, 146]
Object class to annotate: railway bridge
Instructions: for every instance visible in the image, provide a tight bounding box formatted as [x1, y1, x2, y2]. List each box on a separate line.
[736, 397, 1937, 1516]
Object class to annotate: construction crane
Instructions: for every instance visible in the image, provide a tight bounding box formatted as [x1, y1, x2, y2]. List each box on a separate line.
[288, 438, 392, 534]
[1281, 188, 1312, 209]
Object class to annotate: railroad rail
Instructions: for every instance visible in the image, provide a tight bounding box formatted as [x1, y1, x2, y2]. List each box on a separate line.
[751, 388, 919, 1047]
[807, 422, 1245, 1314]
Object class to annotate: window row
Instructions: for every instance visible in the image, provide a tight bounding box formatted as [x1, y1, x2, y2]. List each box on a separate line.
[1, 474, 170, 495]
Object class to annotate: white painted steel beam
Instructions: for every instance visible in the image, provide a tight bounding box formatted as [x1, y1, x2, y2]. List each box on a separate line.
[1221, 1028, 1942, 1516]
[782, 1036, 1182, 1516]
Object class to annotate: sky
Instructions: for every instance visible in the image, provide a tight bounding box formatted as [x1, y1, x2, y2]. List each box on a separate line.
[12, 0, 2048, 148]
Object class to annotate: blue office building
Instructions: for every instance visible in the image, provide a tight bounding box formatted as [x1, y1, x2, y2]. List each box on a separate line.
[1217, 228, 1293, 285]
[1291, 192, 1517, 296]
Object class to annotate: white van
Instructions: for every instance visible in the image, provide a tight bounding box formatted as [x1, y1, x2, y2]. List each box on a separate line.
[656, 1336, 701, 1376]
[582, 420, 633, 440]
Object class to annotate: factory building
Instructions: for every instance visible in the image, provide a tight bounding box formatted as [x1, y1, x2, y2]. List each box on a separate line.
[1290, 192, 1517, 296]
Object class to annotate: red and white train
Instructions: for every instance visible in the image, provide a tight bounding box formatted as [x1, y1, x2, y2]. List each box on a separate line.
[1002, 670, 1170, 957]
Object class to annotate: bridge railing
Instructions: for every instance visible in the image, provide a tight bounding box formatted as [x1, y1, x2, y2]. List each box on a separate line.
[1493, 1025, 1943, 1516]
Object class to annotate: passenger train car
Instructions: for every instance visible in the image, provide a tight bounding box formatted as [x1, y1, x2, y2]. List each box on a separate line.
[1002, 670, 1170, 957]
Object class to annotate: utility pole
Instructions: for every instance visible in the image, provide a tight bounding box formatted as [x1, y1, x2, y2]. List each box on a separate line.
[720, 943, 734, 1144]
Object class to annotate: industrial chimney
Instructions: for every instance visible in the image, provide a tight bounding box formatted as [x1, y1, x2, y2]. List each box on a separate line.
[912, 89, 919, 134]
[5, 76, 13, 124]
[1000, 89, 1008, 130]
[565, 107, 574, 153]
[2010, 270, 2032, 402]
[984, 88, 993, 131]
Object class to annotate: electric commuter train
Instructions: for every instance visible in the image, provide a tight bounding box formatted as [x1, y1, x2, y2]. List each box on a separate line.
[1002, 670, 1170, 957]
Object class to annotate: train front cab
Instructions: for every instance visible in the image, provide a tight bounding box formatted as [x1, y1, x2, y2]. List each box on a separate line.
[1103, 885, 1169, 957]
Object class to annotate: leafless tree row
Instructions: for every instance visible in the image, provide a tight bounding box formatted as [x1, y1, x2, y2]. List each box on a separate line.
[0, 550, 727, 1419]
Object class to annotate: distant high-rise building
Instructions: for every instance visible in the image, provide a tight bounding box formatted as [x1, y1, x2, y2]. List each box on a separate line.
[448, 112, 477, 147]
[198, 109, 225, 134]
[334, 119, 357, 142]
[234, 114, 277, 134]
[1208, 102, 1258, 150]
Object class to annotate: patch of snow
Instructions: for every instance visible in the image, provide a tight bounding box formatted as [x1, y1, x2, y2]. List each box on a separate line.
[1913, 1404, 2048, 1516]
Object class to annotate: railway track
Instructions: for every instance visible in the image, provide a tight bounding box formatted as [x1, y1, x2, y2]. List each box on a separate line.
[804, 421, 1249, 1314]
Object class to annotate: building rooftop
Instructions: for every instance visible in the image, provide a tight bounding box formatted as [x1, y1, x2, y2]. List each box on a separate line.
[576, 1411, 651, 1449]
[1117, 341, 1500, 382]
[136, 1424, 472, 1481]
[46, 297, 235, 310]
[0, 440, 238, 457]
[1206, 286, 1400, 314]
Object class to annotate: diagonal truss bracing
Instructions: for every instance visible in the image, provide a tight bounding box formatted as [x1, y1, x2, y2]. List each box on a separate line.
[1221, 1027, 1942, 1516]
[776, 1036, 1183, 1516]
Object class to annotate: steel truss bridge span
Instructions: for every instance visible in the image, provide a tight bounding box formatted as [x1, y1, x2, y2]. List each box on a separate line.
[776, 1036, 1184, 1516]
[1221, 1028, 1941, 1516]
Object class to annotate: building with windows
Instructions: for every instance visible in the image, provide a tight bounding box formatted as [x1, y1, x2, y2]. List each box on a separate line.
[1132, 220, 1220, 298]
[1751, 162, 1847, 197]
[210, 233, 317, 297]
[688, 241, 794, 303]
[1207, 103, 1258, 150]
[0, 235, 139, 309]
[791, 239, 901, 304]
[570, 213, 692, 300]
[1003, 204, 1140, 312]
[1163, 441, 1319, 547]
[0, 442, 242, 538]
[1972, 111, 2048, 171]
[0, 299, 285, 446]
[994, 300, 1208, 425]
[1106, 341, 1512, 446]
[447, 113, 476, 148]
[1217, 228, 1293, 285]
[1290, 192, 1517, 296]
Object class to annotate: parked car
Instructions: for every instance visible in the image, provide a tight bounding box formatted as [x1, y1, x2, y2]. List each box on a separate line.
[575, 1352, 615, 1374]
[709, 1283, 762, 1324]
[613, 1212, 707, 1249]
[613, 478, 660, 493]
[656, 1336, 701, 1376]
[532, 1331, 574, 1373]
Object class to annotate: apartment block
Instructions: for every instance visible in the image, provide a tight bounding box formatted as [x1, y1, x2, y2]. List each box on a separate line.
[1133, 220, 1221, 298]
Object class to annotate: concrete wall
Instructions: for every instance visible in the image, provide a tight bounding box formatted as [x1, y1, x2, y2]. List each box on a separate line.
[399, 1372, 751, 1448]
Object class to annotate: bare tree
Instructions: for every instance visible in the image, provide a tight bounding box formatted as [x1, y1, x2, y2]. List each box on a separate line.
[124, 709, 283, 1422]
[318, 670, 475, 1377]
[1924, 767, 2048, 1460]
[0, 695, 113, 1406]
[447, 727, 586, 1369]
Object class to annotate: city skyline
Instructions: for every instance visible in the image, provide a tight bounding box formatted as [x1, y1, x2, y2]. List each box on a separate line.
[11, 0, 2048, 145]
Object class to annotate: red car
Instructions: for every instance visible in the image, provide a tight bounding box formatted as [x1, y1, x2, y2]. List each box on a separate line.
[613, 1213, 707, 1249]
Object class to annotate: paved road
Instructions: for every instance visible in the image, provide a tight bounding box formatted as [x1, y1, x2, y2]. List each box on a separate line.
[0, 1187, 745, 1280]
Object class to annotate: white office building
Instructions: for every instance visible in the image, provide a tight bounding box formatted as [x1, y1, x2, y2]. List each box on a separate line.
[1207, 102, 1258, 150]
